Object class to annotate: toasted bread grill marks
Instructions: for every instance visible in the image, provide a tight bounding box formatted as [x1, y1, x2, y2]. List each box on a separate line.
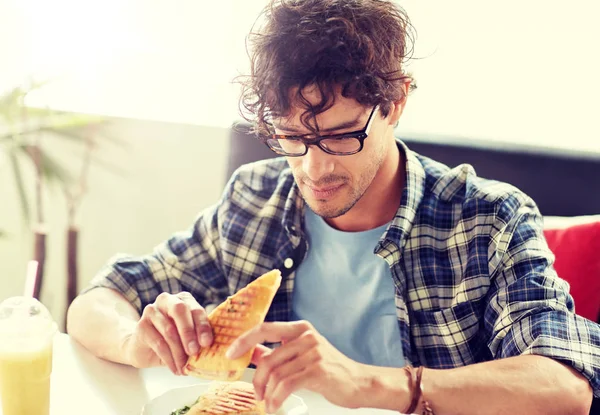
[184, 270, 282, 381]
[210, 389, 256, 413]
[210, 293, 255, 353]
[188, 382, 266, 415]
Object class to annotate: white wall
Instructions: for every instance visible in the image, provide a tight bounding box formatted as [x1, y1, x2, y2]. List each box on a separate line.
[397, 0, 600, 153]
[0, 118, 229, 328]
[4, 0, 598, 153]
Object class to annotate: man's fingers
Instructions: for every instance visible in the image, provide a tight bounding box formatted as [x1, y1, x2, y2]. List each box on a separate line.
[266, 369, 311, 413]
[148, 307, 188, 375]
[156, 292, 212, 354]
[138, 318, 178, 375]
[169, 296, 198, 355]
[251, 344, 272, 365]
[168, 292, 206, 356]
[190, 307, 213, 348]
[227, 321, 313, 360]
[252, 335, 313, 400]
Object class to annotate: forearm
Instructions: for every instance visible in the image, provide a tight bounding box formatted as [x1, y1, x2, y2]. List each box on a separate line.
[66, 287, 139, 365]
[363, 355, 592, 415]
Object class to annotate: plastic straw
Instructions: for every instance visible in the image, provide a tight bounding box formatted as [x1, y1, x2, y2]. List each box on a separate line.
[23, 260, 39, 298]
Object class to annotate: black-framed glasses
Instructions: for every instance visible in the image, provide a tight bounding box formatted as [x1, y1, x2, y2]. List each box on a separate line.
[263, 106, 379, 156]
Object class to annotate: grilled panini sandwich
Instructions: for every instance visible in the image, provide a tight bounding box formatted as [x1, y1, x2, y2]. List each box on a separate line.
[184, 269, 282, 381]
[170, 381, 266, 415]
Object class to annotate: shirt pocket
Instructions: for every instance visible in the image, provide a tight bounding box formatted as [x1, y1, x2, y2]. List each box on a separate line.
[410, 301, 487, 368]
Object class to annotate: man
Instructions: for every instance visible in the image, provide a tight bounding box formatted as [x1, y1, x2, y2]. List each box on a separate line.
[67, 0, 599, 413]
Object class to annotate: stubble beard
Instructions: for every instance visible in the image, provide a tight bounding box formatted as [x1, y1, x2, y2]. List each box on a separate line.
[297, 148, 387, 219]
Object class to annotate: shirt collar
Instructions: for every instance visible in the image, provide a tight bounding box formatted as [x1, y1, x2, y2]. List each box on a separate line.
[280, 139, 426, 248]
[380, 139, 426, 249]
[281, 178, 305, 241]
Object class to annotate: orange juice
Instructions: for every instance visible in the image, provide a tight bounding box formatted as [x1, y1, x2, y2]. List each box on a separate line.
[0, 296, 57, 415]
[0, 343, 53, 415]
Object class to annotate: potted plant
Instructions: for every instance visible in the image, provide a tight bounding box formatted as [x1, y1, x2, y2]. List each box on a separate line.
[0, 78, 122, 321]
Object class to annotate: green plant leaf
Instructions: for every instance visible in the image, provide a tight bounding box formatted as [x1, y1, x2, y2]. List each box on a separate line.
[42, 125, 99, 143]
[13, 106, 52, 118]
[7, 148, 31, 223]
[44, 113, 107, 131]
[44, 122, 129, 153]
[0, 80, 50, 123]
[16, 144, 74, 186]
[1, 79, 128, 229]
[1, 113, 106, 139]
[0, 126, 87, 143]
[0, 85, 25, 113]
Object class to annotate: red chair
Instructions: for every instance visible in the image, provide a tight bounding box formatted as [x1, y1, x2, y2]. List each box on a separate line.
[544, 216, 600, 415]
[544, 217, 600, 323]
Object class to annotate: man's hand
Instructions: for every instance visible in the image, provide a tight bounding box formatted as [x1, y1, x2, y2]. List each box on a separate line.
[225, 320, 369, 413]
[122, 292, 213, 375]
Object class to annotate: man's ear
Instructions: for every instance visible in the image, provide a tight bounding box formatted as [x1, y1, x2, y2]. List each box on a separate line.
[387, 80, 412, 127]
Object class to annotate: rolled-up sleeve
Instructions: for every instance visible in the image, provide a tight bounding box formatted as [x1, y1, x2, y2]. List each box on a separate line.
[485, 198, 600, 397]
[81, 202, 229, 314]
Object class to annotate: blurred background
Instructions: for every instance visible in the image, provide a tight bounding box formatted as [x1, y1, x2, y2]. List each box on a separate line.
[1, 0, 599, 328]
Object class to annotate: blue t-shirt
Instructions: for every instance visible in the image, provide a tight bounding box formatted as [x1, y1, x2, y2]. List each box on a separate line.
[291, 208, 405, 368]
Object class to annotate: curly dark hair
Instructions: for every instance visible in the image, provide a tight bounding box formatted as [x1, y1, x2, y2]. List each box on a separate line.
[237, 0, 416, 136]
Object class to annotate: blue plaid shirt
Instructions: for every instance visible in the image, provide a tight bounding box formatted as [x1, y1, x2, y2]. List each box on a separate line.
[86, 140, 600, 397]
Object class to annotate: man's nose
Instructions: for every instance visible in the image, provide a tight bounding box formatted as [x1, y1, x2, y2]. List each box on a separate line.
[302, 146, 335, 182]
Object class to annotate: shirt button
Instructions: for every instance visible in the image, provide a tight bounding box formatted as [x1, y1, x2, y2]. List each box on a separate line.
[284, 258, 294, 269]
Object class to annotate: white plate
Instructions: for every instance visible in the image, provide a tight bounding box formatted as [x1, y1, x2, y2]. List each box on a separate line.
[141, 382, 309, 415]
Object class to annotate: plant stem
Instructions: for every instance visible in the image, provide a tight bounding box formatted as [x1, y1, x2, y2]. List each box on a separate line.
[65, 226, 78, 327]
[25, 104, 45, 225]
[64, 125, 95, 322]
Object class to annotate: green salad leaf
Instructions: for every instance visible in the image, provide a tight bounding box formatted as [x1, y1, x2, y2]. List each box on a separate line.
[169, 405, 190, 415]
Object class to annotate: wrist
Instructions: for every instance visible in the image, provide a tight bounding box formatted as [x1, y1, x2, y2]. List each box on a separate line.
[117, 319, 137, 366]
[355, 364, 411, 412]
[409, 366, 435, 415]
[416, 367, 435, 415]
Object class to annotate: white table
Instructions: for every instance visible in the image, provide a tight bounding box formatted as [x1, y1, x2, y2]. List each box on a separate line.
[2, 334, 399, 415]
